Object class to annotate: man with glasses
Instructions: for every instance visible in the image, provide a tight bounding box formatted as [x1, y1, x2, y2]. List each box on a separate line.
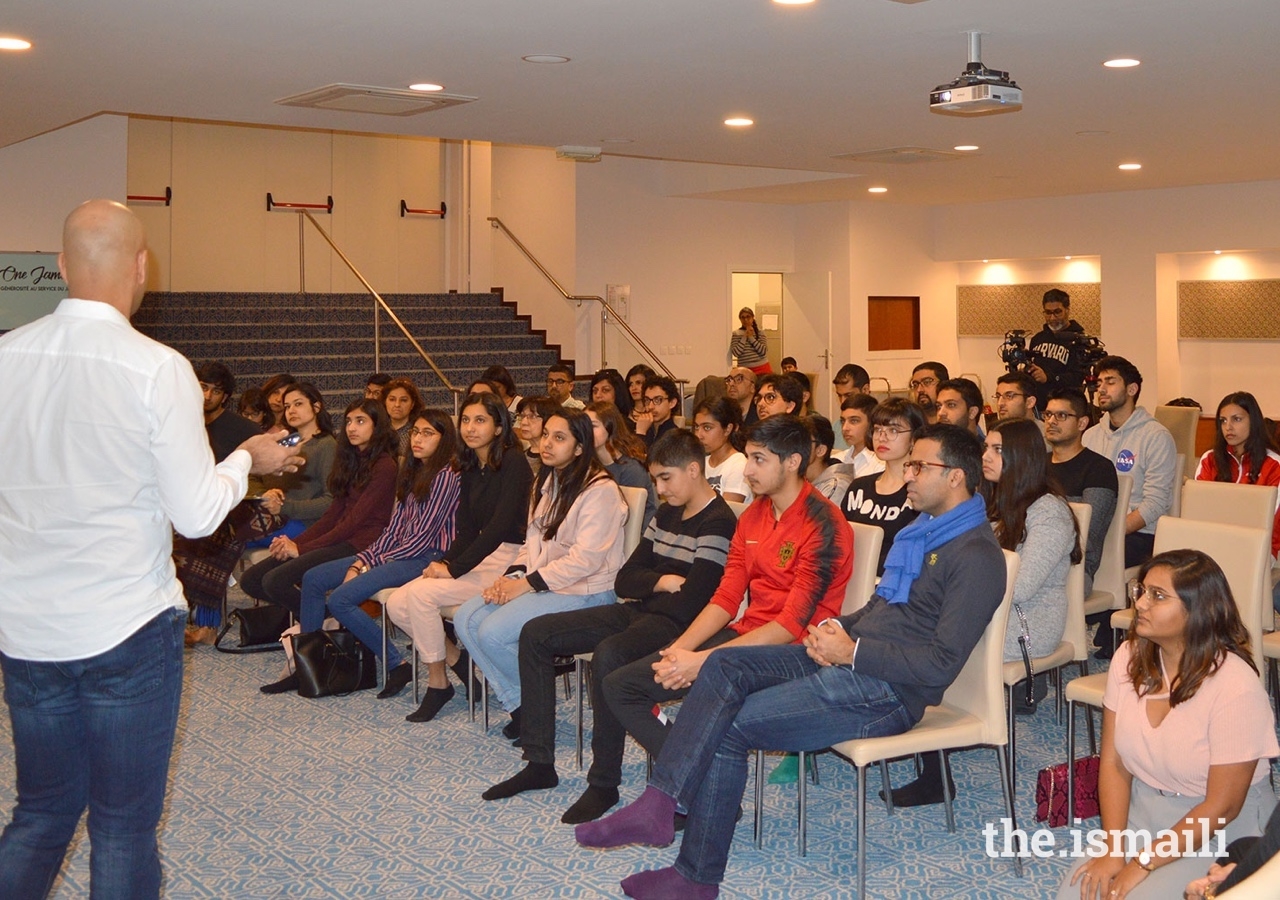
[993, 371, 1039, 422]
[638, 375, 680, 448]
[934, 377, 985, 438]
[754, 373, 802, 420]
[909, 361, 949, 424]
[546, 363, 583, 409]
[1045, 388, 1117, 596]
[1027, 288, 1089, 409]
[577, 424, 1006, 888]
[723, 367, 759, 427]
[195, 360, 261, 463]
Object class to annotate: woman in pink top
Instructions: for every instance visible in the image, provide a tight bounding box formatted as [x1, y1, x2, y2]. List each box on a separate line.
[1059, 549, 1277, 900]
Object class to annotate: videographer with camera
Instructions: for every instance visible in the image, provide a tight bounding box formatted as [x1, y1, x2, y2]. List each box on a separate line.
[1024, 288, 1091, 408]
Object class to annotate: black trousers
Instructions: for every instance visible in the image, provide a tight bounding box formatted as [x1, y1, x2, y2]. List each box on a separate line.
[239, 543, 356, 616]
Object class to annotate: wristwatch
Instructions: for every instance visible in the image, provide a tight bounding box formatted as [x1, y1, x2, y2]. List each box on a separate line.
[1136, 850, 1156, 872]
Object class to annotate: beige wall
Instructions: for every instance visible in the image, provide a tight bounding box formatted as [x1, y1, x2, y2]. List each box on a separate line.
[125, 119, 445, 294]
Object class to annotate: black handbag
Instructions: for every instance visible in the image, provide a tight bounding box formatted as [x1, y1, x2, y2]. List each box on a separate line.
[290, 629, 378, 698]
[214, 604, 291, 654]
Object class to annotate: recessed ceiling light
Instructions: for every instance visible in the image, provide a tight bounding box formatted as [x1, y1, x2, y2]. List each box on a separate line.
[522, 54, 570, 64]
[724, 117, 754, 127]
[408, 83, 444, 92]
[953, 144, 980, 152]
[1103, 58, 1141, 68]
[867, 187, 888, 194]
[1118, 162, 1142, 171]
[1065, 256, 1072, 260]
[982, 259, 989, 263]
[1214, 250, 1223, 255]
[0, 36, 32, 51]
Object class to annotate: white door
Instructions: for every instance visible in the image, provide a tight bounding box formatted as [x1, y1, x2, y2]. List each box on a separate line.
[781, 271, 833, 418]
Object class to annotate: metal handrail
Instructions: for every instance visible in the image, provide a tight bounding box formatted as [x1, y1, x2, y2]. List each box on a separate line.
[297, 210, 462, 407]
[486, 216, 681, 385]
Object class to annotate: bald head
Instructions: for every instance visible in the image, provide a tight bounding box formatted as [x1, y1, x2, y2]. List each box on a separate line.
[725, 366, 757, 403]
[59, 199, 149, 317]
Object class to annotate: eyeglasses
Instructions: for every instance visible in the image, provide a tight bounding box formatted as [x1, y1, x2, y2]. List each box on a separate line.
[643, 395, 670, 407]
[410, 428, 438, 438]
[1042, 410, 1079, 422]
[908, 377, 937, 390]
[756, 392, 780, 405]
[992, 391, 1025, 402]
[516, 412, 542, 421]
[903, 460, 954, 476]
[546, 378, 572, 387]
[725, 374, 747, 384]
[872, 425, 911, 437]
[1126, 579, 1178, 605]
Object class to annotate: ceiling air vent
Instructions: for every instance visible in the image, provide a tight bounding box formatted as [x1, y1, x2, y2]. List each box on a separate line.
[275, 84, 478, 117]
[832, 146, 961, 164]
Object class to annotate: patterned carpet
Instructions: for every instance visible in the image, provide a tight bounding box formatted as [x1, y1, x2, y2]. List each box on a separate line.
[1, 601, 1276, 899]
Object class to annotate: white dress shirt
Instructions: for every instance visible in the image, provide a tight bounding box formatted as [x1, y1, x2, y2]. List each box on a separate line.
[0, 298, 251, 660]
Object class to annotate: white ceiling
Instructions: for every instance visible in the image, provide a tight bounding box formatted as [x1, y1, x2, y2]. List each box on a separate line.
[4, 0, 1280, 205]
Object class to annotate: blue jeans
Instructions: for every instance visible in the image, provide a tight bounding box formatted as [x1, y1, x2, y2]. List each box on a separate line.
[453, 589, 617, 712]
[0, 607, 186, 900]
[649, 644, 914, 885]
[298, 553, 443, 667]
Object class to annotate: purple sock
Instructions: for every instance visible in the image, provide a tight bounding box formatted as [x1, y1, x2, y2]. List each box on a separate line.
[621, 867, 719, 900]
[574, 785, 676, 849]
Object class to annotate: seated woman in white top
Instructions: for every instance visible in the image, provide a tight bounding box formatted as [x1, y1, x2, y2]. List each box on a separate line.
[452, 409, 628, 739]
[1058, 549, 1278, 900]
[692, 397, 751, 505]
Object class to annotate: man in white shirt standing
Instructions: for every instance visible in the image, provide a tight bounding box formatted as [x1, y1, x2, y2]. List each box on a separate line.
[0, 199, 300, 899]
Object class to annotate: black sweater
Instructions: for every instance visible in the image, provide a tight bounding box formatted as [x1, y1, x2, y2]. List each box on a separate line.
[442, 445, 533, 577]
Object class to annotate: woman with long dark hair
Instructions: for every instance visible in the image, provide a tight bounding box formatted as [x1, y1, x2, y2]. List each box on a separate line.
[691, 396, 751, 504]
[730, 307, 770, 374]
[286, 409, 462, 698]
[246, 398, 399, 692]
[590, 368, 634, 419]
[384, 392, 534, 722]
[382, 377, 423, 461]
[1195, 392, 1280, 610]
[250, 382, 337, 543]
[1058, 550, 1277, 900]
[587, 401, 657, 533]
[453, 408, 628, 738]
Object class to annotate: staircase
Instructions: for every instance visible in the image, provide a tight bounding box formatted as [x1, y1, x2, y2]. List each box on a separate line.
[133, 291, 567, 409]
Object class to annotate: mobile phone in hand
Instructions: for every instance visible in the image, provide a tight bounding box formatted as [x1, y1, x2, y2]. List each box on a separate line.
[277, 432, 303, 448]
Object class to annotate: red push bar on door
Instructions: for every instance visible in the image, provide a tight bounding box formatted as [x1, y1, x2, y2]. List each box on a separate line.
[127, 187, 172, 206]
[400, 200, 447, 219]
[266, 193, 333, 213]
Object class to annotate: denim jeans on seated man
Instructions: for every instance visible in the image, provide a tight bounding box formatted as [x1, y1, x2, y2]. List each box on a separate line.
[0, 607, 186, 900]
[298, 552, 444, 666]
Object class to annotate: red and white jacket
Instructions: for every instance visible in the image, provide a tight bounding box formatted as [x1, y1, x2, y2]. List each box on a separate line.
[1195, 448, 1280, 558]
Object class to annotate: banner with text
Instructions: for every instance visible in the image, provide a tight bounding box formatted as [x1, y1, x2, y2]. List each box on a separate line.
[1, 252, 67, 330]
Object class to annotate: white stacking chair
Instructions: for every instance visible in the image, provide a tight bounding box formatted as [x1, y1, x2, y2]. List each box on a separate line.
[1083, 474, 1133, 619]
[1067, 515, 1270, 822]
[1000, 502, 1091, 792]
[787, 551, 1021, 899]
[1153, 404, 1201, 482]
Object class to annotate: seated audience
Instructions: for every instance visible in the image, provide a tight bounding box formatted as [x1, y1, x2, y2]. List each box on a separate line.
[452, 409, 627, 738]
[731, 307, 770, 374]
[910, 361, 949, 425]
[1045, 388, 1118, 597]
[248, 382, 337, 545]
[590, 368, 634, 419]
[754, 373, 801, 420]
[237, 387, 274, 431]
[832, 362, 871, 405]
[625, 364, 656, 429]
[290, 409, 461, 699]
[383, 378, 424, 462]
[481, 364, 522, 413]
[260, 372, 296, 424]
[993, 371, 1040, 422]
[1082, 356, 1177, 569]
[515, 395, 561, 477]
[384, 393, 533, 722]
[1195, 390, 1280, 614]
[591, 415, 852, 829]
[197, 361, 261, 462]
[779, 356, 798, 373]
[467, 377, 501, 397]
[248, 399, 399, 692]
[1057, 550, 1278, 900]
[547, 363, 583, 409]
[586, 401, 657, 532]
[806, 413, 853, 506]
[481, 429, 736, 817]
[934, 377, 985, 437]
[576, 424, 1004, 900]
[636, 376, 680, 448]
[789, 370, 814, 414]
[842, 397, 925, 574]
[837, 392, 883, 476]
[1185, 803, 1280, 898]
[692, 397, 751, 504]
[723, 367, 759, 428]
[365, 372, 391, 401]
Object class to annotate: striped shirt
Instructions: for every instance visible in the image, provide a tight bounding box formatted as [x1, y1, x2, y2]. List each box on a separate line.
[356, 467, 461, 567]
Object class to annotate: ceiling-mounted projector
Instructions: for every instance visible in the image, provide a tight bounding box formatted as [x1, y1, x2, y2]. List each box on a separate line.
[929, 32, 1021, 116]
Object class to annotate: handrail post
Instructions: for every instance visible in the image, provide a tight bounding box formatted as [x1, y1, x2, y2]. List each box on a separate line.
[298, 213, 305, 294]
[373, 297, 380, 372]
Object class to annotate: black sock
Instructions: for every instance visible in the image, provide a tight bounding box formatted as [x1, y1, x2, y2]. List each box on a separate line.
[561, 785, 620, 824]
[376, 663, 413, 699]
[405, 685, 455, 723]
[502, 707, 522, 739]
[880, 755, 955, 807]
[482, 763, 558, 801]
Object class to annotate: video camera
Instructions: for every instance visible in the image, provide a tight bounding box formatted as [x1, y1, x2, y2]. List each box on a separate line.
[998, 330, 1039, 373]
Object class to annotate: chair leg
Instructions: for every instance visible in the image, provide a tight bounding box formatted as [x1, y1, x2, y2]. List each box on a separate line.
[379, 604, 388, 690]
[575, 658, 588, 770]
[753, 749, 765, 849]
[797, 750, 808, 857]
[1067, 699, 1077, 826]
[939, 750, 956, 833]
[411, 643, 419, 704]
[1085, 704, 1097, 756]
[810, 752, 820, 786]
[996, 744, 1024, 878]
[480, 667, 490, 731]
[879, 759, 893, 814]
[1053, 667, 1063, 724]
[1005, 685, 1017, 796]
[1268, 659, 1279, 718]
[857, 764, 868, 900]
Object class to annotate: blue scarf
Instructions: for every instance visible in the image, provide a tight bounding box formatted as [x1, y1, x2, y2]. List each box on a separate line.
[876, 494, 988, 604]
